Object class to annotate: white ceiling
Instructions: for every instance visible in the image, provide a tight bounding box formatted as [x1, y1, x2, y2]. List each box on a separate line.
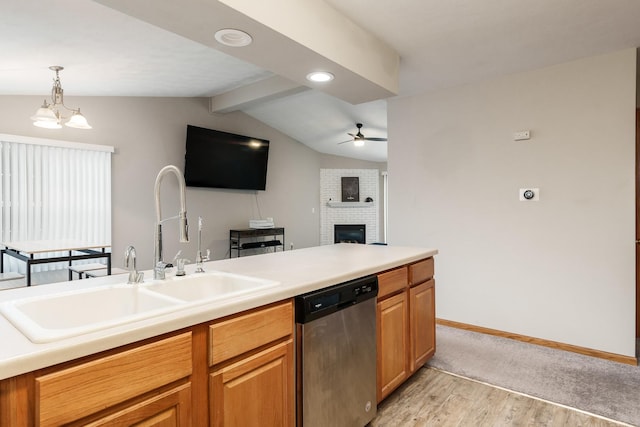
[2, 0, 640, 162]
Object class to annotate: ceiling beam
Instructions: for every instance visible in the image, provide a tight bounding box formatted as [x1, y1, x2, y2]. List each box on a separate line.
[95, 0, 399, 105]
[210, 75, 308, 113]
[218, 0, 399, 96]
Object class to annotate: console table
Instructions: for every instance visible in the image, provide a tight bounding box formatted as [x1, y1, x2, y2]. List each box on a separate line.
[229, 228, 285, 258]
[0, 240, 111, 286]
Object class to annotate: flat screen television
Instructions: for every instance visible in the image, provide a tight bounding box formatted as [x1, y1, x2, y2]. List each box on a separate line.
[184, 125, 270, 190]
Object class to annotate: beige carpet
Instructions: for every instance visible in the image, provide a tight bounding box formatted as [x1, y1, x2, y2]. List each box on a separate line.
[428, 325, 640, 426]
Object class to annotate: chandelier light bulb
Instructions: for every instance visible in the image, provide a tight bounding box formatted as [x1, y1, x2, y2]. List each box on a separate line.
[33, 120, 63, 129]
[30, 101, 58, 122]
[66, 110, 92, 129]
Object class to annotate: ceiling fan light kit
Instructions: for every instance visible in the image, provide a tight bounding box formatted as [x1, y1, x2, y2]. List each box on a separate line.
[338, 123, 387, 146]
[31, 66, 92, 129]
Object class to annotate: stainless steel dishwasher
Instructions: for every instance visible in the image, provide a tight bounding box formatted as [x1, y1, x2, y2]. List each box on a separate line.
[295, 275, 378, 427]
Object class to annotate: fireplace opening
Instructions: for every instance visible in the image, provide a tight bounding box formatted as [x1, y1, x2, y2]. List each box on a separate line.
[334, 224, 366, 244]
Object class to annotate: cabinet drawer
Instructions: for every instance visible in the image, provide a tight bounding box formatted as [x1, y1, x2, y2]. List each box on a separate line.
[83, 383, 192, 426]
[377, 266, 408, 299]
[36, 332, 192, 427]
[210, 300, 293, 366]
[409, 258, 434, 285]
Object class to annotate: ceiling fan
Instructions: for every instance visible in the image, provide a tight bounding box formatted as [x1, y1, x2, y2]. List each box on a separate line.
[338, 123, 388, 146]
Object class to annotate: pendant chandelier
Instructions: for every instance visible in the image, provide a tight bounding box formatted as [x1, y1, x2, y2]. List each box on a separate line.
[31, 66, 92, 129]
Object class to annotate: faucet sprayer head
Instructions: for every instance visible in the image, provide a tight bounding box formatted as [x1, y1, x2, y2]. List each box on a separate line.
[179, 212, 189, 243]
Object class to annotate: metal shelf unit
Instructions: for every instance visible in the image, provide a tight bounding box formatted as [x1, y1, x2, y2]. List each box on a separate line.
[229, 227, 285, 258]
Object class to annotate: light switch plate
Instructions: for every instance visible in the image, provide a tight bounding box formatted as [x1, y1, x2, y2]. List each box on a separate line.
[519, 188, 539, 201]
[514, 130, 531, 141]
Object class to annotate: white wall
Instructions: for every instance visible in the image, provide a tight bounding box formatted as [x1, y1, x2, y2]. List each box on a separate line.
[0, 96, 381, 270]
[388, 49, 637, 357]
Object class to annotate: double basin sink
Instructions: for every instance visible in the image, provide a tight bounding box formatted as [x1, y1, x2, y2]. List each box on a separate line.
[0, 272, 279, 343]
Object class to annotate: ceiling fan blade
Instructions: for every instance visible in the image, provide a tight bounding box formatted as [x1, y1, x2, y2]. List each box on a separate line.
[340, 123, 387, 144]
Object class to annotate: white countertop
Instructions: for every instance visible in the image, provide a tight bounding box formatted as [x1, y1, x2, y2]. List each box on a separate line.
[0, 244, 437, 380]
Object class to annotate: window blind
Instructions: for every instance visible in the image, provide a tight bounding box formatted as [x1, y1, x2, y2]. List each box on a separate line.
[0, 134, 112, 273]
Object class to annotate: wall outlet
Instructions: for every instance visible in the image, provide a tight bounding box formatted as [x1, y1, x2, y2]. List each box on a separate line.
[513, 130, 531, 141]
[519, 188, 539, 201]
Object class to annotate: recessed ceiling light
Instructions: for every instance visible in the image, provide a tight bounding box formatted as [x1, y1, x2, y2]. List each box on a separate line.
[214, 28, 253, 47]
[306, 71, 334, 83]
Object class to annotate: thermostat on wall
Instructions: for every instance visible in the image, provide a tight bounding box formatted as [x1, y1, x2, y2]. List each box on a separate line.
[519, 188, 539, 201]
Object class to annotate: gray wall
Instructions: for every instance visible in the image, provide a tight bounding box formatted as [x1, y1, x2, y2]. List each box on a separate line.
[0, 95, 382, 269]
[388, 48, 637, 357]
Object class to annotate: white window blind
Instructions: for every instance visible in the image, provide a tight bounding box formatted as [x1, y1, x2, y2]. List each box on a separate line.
[0, 134, 113, 273]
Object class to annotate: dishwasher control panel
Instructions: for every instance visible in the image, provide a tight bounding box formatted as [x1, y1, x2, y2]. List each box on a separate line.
[353, 283, 374, 296]
[295, 275, 378, 324]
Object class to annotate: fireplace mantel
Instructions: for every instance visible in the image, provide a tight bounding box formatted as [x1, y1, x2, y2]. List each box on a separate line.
[326, 201, 374, 208]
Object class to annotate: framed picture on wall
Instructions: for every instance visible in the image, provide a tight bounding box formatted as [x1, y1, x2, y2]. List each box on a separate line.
[341, 177, 359, 202]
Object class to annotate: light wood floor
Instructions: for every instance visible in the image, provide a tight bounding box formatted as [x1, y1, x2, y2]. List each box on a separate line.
[372, 367, 626, 427]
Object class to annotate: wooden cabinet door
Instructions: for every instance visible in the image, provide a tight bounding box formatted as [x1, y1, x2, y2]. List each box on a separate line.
[410, 279, 435, 372]
[376, 291, 409, 403]
[82, 383, 191, 426]
[210, 339, 294, 427]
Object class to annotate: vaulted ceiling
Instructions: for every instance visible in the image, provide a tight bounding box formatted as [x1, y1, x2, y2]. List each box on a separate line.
[2, 0, 640, 162]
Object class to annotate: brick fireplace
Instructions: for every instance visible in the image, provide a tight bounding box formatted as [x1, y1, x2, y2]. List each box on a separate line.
[320, 168, 379, 245]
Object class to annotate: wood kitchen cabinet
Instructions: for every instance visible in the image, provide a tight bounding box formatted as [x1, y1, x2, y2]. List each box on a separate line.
[0, 252, 435, 424]
[410, 279, 435, 372]
[409, 258, 436, 372]
[209, 300, 295, 427]
[40, 335, 192, 426]
[376, 257, 435, 403]
[0, 300, 295, 427]
[15, 332, 194, 427]
[376, 289, 409, 402]
[77, 383, 192, 426]
[210, 341, 293, 426]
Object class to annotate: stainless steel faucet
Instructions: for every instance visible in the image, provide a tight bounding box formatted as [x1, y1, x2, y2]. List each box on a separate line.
[172, 250, 189, 276]
[154, 165, 189, 280]
[195, 216, 210, 273]
[124, 245, 144, 284]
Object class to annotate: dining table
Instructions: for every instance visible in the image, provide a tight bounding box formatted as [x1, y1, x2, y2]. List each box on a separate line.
[0, 240, 111, 286]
